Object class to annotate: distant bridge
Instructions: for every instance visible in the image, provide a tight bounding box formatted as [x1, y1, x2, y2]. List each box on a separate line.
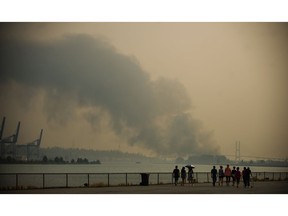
[223, 154, 287, 162]
[223, 141, 287, 162]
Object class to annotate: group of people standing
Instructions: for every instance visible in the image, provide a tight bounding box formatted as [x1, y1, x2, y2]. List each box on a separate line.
[173, 164, 252, 188]
[211, 164, 252, 188]
[172, 165, 194, 186]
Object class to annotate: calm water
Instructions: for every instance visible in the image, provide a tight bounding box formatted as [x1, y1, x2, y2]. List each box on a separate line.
[1, 163, 287, 189]
[1, 162, 288, 173]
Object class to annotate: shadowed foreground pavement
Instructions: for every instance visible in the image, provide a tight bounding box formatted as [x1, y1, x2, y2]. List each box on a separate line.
[2, 181, 288, 194]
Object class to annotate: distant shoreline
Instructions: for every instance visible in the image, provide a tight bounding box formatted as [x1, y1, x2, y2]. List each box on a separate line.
[1, 161, 288, 168]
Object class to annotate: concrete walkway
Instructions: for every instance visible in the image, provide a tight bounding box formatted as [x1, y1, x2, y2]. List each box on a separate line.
[2, 181, 288, 194]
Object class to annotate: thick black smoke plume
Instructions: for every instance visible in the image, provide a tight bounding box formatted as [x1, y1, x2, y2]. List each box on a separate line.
[0, 34, 219, 156]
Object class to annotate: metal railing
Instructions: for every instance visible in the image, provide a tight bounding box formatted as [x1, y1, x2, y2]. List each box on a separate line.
[0, 172, 288, 190]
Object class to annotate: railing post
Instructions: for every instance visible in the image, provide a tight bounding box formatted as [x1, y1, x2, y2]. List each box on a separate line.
[108, 173, 110, 187]
[88, 174, 90, 186]
[157, 173, 159, 185]
[16, 174, 18, 189]
[264, 172, 266, 181]
[126, 173, 128, 186]
[43, 173, 45, 189]
[272, 172, 274, 181]
[207, 173, 209, 183]
[66, 173, 68, 188]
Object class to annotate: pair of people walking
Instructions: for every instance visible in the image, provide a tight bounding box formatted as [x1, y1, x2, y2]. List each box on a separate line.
[231, 166, 250, 188]
[242, 167, 252, 188]
[217, 164, 235, 186]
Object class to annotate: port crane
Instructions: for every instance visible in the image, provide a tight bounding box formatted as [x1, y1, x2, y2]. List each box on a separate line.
[0, 116, 43, 161]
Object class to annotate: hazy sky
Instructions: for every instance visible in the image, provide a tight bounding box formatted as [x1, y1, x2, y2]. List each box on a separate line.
[0, 23, 287, 159]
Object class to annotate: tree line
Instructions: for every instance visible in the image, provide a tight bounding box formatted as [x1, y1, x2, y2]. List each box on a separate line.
[41, 155, 101, 164]
[0, 155, 101, 164]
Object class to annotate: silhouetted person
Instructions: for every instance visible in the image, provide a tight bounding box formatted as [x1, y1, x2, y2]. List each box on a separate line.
[225, 164, 232, 186]
[246, 167, 252, 188]
[187, 167, 194, 186]
[180, 167, 186, 186]
[218, 165, 224, 186]
[211, 165, 217, 186]
[242, 167, 247, 187]
[173, 165, 180, 186]
[235, 167, 241, 188]
[231, 166, 236, 186]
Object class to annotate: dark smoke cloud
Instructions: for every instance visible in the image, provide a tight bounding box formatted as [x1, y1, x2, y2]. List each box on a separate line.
[0, 34, 219, 156]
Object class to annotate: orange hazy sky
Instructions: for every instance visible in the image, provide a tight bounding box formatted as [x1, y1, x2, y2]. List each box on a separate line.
[0, 23, 287, 159]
